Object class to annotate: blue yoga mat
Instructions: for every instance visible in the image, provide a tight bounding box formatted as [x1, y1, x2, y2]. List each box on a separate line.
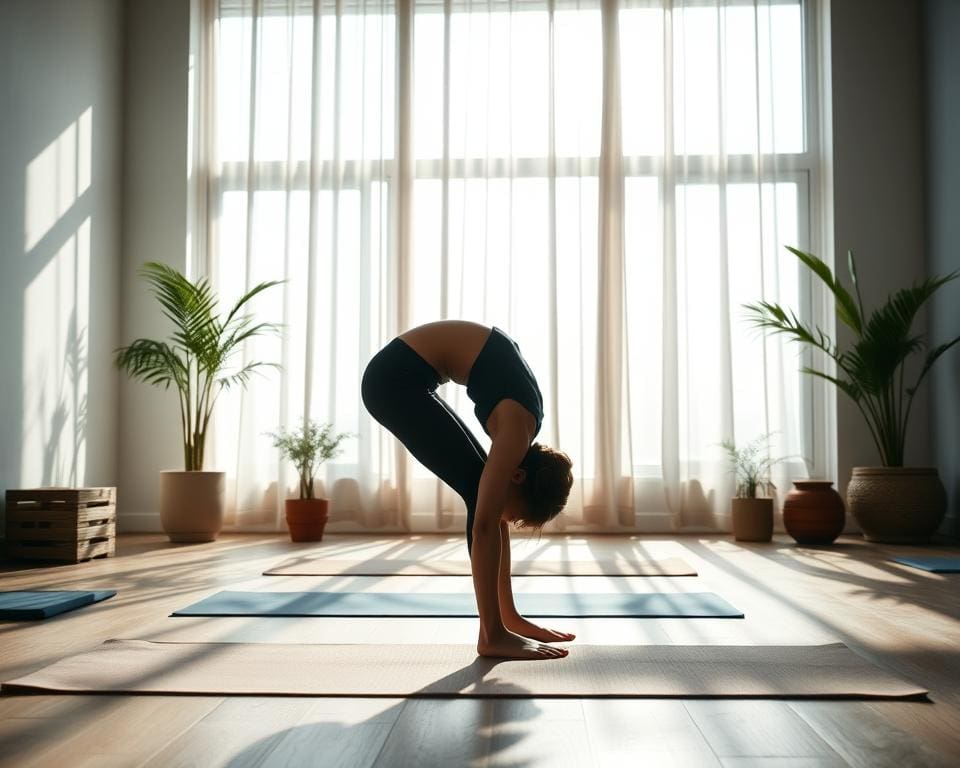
[0, 590, 117, 620]
[173, 591, 743, 618]
[892, 556, 960, 573]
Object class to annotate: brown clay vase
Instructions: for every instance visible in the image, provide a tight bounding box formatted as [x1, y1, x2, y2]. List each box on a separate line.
[285, 498, 329, 542]
[731, 497, 774, 542]
[782, 480, 845, 545]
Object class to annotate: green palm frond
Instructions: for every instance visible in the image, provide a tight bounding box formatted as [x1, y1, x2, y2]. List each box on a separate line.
[222, 280, 284, 329]
[911, 333, 960, 395]
[140, 262, 219, 353]
[743, 300, 839, 360]
[800, 367, 862, 403]
[115, 339, 188, 390]
[115, 261, 283, 470]
[746, 248, 959, 467]
[217, 361, 281, 391]
[785, 246, 863, 334]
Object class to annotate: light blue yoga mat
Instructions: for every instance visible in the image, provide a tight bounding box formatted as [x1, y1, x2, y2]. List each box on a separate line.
[173, 591, 743, 618]
[0, 590, 117, 620]
[892, 556, 960, 573]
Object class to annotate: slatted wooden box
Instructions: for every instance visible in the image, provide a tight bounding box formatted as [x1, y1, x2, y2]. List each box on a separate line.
[4, 487, 116, 563]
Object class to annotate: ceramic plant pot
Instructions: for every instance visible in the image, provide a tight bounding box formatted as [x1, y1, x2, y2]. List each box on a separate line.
[782, 480, 846, 545]
[285, 498, 329, 542]
[159, 470, 225, 543]
[731, 497, 774, 542]
[846, 467, 947, 544]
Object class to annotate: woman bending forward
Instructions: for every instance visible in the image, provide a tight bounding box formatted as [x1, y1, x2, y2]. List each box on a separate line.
[361, 321, 575, 660]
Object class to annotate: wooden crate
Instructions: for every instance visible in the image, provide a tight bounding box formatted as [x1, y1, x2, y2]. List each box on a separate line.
[4, 487, 116, 563]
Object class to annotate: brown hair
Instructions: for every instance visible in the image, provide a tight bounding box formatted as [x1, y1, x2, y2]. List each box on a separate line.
[515, 443, 573, 530]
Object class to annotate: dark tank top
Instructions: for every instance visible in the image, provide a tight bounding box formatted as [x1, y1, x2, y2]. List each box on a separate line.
[466, 327, 544, 438]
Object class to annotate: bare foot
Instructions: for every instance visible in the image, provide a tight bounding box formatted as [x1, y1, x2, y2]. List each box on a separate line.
[477, 629, 570, 660]
[504, 615, 577, 644]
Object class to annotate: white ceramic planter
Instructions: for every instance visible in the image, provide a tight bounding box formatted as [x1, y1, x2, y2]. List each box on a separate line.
[159, 470, 226, 543]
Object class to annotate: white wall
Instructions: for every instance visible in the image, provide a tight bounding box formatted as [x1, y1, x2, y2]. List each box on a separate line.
[829, 0, 930, 506]
[925, 0, 960, 538]
[117, 0, 191, 531]
[0, 1, 124, 528]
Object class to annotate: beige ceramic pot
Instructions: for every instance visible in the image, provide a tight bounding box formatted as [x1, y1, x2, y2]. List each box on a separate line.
[731, 497, 774, 542]
[159, 470, 225, 543]
[285, 498, 329, 542]
[846, 467, 947, 543]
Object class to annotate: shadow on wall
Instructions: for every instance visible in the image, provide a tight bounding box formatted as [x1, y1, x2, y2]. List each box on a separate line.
[17, 108, 94, 491]
[1, 1, 123, 535]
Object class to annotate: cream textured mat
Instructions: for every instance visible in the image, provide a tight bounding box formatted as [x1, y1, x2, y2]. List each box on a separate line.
[263, 557, 697, 577]
[1, 641, 926, 699]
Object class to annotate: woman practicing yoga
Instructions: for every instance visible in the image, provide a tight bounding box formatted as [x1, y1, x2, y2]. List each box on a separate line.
[362, 321, 575, 660]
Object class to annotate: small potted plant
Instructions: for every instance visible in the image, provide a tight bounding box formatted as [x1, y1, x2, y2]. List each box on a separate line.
[269, 419, 352, 542]
[720, 433, 784, 542]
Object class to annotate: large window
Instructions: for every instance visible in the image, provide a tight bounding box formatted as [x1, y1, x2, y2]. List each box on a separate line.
[203, 0, 828, 531]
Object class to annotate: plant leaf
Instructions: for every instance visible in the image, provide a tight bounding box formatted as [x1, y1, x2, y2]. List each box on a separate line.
[784, 246, 863, 335]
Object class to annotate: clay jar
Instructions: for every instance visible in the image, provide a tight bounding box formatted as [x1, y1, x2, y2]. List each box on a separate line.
[782, 481, 845, 545]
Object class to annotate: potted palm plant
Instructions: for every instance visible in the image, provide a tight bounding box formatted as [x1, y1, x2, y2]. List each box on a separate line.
[116, 262, 282, 542]
[745, 247, 959, 542]
[721, 434, 783, 542]
[269, 419, 352, 542]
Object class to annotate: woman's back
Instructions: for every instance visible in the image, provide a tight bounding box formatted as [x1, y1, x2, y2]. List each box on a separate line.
[398, 320, 491, 386]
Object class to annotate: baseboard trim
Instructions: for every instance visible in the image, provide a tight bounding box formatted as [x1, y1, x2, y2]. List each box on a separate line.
[117, 513, 164, 533]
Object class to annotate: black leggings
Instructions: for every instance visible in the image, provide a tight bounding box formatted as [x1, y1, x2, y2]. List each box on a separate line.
[361, 338, 487, 553]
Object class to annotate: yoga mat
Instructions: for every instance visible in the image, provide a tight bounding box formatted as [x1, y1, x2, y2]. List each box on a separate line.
[172, 591, 742, 618]
[263, 557, 697, 577]
[0, 590, 117, 620]
[1, 640, 926, 699]
[892, 556, 960, 573]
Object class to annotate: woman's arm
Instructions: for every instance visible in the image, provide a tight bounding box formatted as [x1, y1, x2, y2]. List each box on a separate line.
[471, 423, 567, 659]
[470, 428, 526, 643]
[497, 519, 519, 618]
[497, 517, 577, 645]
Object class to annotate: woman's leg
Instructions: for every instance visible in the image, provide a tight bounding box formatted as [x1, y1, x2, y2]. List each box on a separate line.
[362, 344, 487, 552]
[432, 395, 489, 550]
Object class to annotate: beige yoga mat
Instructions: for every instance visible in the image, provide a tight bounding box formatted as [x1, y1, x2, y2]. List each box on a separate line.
[1, 641, 926, 699]
[263, 557, 697, 577]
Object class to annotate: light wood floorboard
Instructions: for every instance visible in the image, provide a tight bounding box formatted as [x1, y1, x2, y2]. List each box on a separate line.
[1, 532, 959, 767]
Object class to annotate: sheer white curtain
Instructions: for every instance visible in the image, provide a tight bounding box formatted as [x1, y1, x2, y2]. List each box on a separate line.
[192, 0, 831, 533]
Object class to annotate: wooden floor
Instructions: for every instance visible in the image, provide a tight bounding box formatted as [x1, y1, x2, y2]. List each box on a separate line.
[1, 532, 959, 767]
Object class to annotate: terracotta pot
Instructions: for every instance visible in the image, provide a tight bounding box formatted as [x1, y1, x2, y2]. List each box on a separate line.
[285, 498, 329, 542]
[782, 481, 846, 545]
[846, 467, 947, 544]
[159, 470, 225, 543]
[731, 497, 774, 542]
